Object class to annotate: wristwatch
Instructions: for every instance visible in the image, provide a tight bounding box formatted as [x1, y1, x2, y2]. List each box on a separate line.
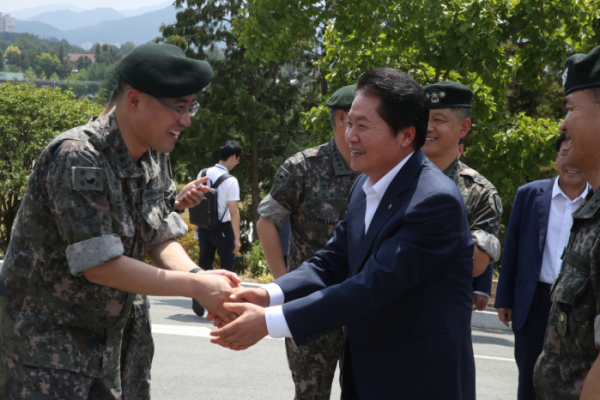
[190, 267, 203, 273]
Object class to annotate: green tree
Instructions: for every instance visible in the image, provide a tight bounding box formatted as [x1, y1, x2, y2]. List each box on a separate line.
[161, 0, 311, 243]
[234, 0, 600, 210]
[33, 53, 61, 79]
[23, 68, 36, 79]
[3, 45, 23, 67]
[76, 55, 92, 71]
[120, 41, 136, 55]
[0, 83, 102, 249]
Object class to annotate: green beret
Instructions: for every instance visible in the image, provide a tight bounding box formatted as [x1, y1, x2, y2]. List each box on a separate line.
[117, 43, 214, 98]
[563, 46, 600, 95]
[325, 85, 356, 109]
[423, 81, 473, 109]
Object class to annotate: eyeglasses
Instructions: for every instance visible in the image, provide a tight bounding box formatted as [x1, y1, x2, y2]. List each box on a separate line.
[557, 151, 570, 158]
[152, 96, 200, 119]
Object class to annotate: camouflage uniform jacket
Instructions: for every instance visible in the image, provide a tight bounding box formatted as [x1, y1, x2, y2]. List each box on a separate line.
[443, 158, 502, 261]
[0, 111, 187, 378]
[533, 189, 600, 399]
[258, 138, 359, 272]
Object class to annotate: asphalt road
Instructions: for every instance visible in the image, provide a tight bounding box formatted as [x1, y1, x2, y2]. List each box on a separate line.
[149, 296, 518, 400]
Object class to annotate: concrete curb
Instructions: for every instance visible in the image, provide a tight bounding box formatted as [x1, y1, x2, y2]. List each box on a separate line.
[471, 310, 511, 331]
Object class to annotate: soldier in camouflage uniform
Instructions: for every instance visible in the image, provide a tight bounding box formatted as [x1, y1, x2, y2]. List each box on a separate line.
[0, 43, 240, 399]
[533, 46, 600, 399]
[256, 85, 359, 400]
[422, 82, 502, 309]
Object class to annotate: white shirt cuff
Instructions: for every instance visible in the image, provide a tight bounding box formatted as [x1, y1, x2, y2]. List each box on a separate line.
[265, 305, 292, 338]
[265, 283, 285, 306]
[473, 291, 490, 297]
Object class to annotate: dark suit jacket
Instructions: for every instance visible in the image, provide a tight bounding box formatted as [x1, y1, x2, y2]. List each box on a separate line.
[494, 178, 555, 331]
[274, 150, 476, 400]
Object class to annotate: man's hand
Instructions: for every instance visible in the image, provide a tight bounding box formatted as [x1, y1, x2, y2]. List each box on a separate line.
[496, 307, 512, 327]
[209, 302, 268, 350]
[174, 176, 210, 211]
[202, 269, 242, 287]
[230, 287, 270, 307]
[233, 238, 241, 254]
[472, 293, 489, 311]
[194, 274, 239, 323]
[207, 287, 270, 327]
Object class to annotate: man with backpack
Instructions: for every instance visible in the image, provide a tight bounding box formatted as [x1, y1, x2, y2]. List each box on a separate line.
[191, 140, 242, 315]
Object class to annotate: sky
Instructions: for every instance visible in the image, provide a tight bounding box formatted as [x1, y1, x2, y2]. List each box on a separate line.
[3, 0, 171, 13]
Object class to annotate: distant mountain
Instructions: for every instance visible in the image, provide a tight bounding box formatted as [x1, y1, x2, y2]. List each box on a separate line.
[7, 4, 86, 20]
[14, 19, 65, 39]
[27, 8, 126, 31]
[14, 5, 179, 47]
[120, 1, 174, 17]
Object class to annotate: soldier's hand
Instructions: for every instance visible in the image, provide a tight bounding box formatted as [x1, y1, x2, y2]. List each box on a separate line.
[202, 269, 242, 288]
[174, 176, 210, 211]
[193, 274, 239, 323]
[497, 308, 512, 327]
[230, 287, 270, 307]
[209, 302, 268, 350]
[472, 293, 489, 311]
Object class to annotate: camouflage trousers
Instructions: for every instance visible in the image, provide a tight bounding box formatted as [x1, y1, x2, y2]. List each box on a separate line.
[0, 313, 153, 400]
[120, 312, 154, 400]
[285, 328, 343, 400]
[0, 356, 120, 400]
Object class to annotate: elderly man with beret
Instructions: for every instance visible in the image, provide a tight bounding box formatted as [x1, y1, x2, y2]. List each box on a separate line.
[533, 45, 600, 399]
[255, 85, 360, 399]
[0, 43, 240, 399]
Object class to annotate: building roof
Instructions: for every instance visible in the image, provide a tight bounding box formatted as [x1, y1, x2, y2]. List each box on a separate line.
[67, 53, 96, 63]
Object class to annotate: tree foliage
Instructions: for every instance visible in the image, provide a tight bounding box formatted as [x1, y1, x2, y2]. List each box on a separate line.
[234, 0, 600, 209]
[0, 83, 102, 248]
[160, 0, 313, 245]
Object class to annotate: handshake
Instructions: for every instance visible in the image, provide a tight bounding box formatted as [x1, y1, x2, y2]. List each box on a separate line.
[193, 273, 273, 351]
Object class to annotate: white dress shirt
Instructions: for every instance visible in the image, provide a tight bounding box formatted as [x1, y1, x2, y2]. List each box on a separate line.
[263, 152, 414, 338]
[538, 178, 589, 284]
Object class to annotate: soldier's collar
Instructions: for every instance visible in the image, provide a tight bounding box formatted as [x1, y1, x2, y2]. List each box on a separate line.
[442, 157, 460, 183]
[102, 112, 144, 179]
[139, 149, 162, 180]
[326, 137, 354, 176]
[573, 188, 600, 219]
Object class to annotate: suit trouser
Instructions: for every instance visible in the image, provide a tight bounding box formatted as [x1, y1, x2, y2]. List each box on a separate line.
[513, 282, 552, 400]
[197, 222, 235, 271]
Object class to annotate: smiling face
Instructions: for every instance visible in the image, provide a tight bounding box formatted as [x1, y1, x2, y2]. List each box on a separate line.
[560, 90, 600, 187]
[556, 139, 585, 189]
[134, 92, 196, 155]
[422, 108, 470, 170]
[345, 93, 413, 182]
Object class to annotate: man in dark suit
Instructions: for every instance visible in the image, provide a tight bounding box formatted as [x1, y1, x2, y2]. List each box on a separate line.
[209, 68, 476, 399]
[495, 133, 589, 399]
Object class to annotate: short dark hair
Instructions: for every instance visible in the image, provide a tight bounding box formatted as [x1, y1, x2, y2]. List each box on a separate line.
[329, 108, 338, 129]
[355, 68, 429, 149]
[450, 107, 471, 122]
[220, 140, 242, 161]
[556, 132, 567, 153]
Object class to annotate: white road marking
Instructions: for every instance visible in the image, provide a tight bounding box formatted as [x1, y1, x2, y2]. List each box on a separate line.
[151, 324, 283, 340]
[475, 355, 515, 362]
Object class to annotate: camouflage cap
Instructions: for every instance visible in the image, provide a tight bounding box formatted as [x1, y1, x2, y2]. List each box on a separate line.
[423, 81, 473, 109]
[117, 43, 214, 98]
[325, 85, 356, 110]
[563, 45, 600, 95]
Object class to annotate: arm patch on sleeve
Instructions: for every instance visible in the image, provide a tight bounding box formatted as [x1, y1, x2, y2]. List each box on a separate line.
[274, 165, 293, 186]
[72, 167, 104, 191]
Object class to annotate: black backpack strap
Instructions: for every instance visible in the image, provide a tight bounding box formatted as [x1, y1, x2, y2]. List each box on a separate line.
[212, 173, 232, 189]
[200, 168, 213, 187]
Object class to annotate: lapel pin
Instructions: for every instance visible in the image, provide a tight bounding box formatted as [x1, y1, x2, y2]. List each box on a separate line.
[388, 204, 392, 209]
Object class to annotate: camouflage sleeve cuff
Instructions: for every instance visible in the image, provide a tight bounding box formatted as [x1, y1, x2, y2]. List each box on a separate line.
[257, 194, 291, 228]
[66, 234, 124, 276]
[146, 212, 188, 252]
[472, 230, 501, 262]
[595, 315, 600, 349]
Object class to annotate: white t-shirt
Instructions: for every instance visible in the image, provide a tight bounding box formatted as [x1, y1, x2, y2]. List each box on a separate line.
[196, 164, 240, 223]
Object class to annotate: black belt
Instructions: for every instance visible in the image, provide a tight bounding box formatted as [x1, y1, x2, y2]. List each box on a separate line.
[538, 281, 552, 291]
